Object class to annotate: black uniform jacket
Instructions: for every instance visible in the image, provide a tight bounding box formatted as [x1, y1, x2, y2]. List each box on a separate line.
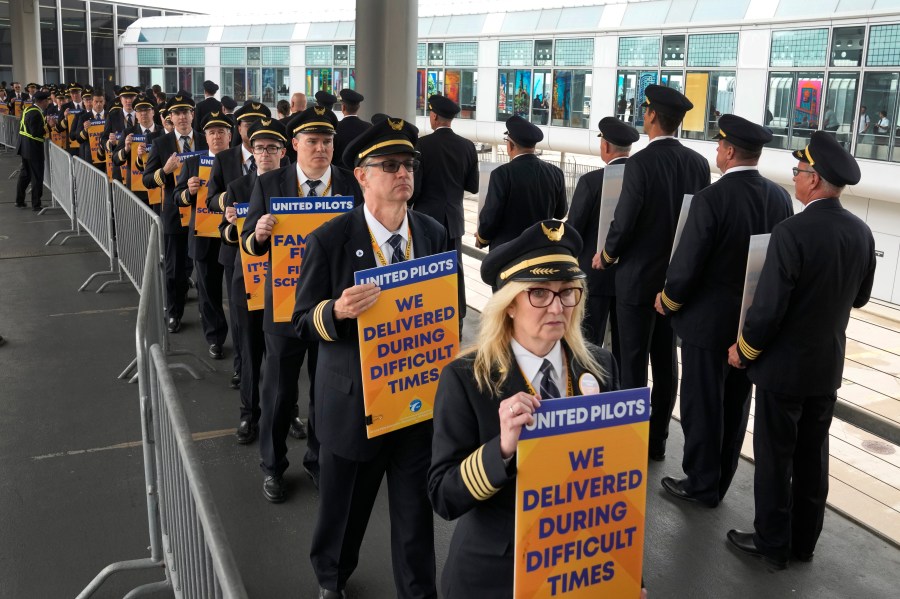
[219, 171, 257, 276]
[292, 206, 450, 461]
[101, 110, 133, 180]
[477, 153, 567, 249]
[737, 198, 875, 396]
[428, 343, 618, 598]
[206, 144, 248, 268]
[174, 152, 222, 261]
[16, 105, 46, 161]
[112, 123, 164, 191]
[661, 169, 793, 351]
[332, 115, 371, 166]
[142, 130, 208, 235]
[411, 127, 479, 239]
[70, 109, 105, 164]
[193, 96, 221, 131]
[601, 138, 710, 305]
[566, 157, 628, 298]
[241, 163, 364, 338]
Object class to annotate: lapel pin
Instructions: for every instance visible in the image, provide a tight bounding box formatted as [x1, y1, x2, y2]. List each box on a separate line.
[356, 249, 364, 257]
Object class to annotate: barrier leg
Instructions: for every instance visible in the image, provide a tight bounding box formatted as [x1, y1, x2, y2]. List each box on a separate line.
[95, 276, 130, 293]
[74, 557, 165, 599]
[79, 270, 120, 292]
[119, 356, 138, 380]
[122, 579, 172, 599]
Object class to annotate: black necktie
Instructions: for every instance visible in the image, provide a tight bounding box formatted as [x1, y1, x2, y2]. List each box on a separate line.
[126, 113, 133, 129]
[247, 156, 257, 174]
[539, 359, 560, 399]
[181, 135, 191, 152]
[388, 234, 406, 264]
[307, 180, 321, 196]
[143, 128, 149, 136]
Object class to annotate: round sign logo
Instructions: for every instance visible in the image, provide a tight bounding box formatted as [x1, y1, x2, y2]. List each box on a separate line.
[409, 399, 423, 412]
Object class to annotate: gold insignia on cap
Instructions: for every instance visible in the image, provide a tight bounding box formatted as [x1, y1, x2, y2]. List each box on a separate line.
[718, 129, 726, 138]
[175, 96, 182, 101]
[388, 118, 404, 131]
[541, 222, 564, 242]
[252, 103, 260, 110]
[314, 106, 326, 115]
[211, 111, 220, 117]
[531, 267, 560, 275]
[261, 118, 271, 126]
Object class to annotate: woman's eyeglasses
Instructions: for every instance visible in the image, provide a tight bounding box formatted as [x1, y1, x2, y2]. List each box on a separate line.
[524, 287, 583, 308]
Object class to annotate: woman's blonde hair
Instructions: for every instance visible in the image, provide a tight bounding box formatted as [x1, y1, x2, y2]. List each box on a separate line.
[469, 279, 606, 396]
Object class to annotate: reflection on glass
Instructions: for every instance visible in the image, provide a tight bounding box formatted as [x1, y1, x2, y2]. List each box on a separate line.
[823, 73, 858, 151]
[765, 72, 824, 150]
[616, 70, 658, 133]
[533, 70, 552, 125]
[497, 69, 532, 122]
[682, 72, 735, 141]
[858, 72, 898, 162]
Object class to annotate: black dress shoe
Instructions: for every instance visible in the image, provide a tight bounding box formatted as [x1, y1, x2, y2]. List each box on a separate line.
[304, 464, 320, 489]
[167, 317, 181, 334]
[661, 476, 714, 506]
[235, 420, 258, 445]
[289, 416, 307, 439]
[727, 529, 787, 570]
[230, 371, 240, 389]
[15, 203, 26, 208]
[791, 549, 814, 563]
[648, 438, 666, 462]
[208, 344, 223, 360]
[32, 205, 42, 212]
[318, 587, 347, 599]
[263, 475, 286, 503]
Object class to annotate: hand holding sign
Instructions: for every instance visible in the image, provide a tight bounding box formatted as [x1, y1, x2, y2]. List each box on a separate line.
[187, 176, 202, 196]
[254, 213, 277, 244]
[335, 283, 381, 321]
[225, 206, 237, 224]
[500, 392, 542, 459]
[163, 152, 180, 174]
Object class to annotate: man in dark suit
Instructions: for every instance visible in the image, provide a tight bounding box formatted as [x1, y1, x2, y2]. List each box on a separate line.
[568, 117, 638, 361]
[476, 115, 566, 250]
[101, 85, 139, 181]
[410, 94, 478, 323]
[332, 88, 371, 166]
[9, 81, 28, 103]
[293, 116, 442, 599]
[219, 119, 289, 444]
[597, 85, 711, 461]
[726, 132, 876, 569]
[174, 112, 234, 360]
[242, 106, 363, 504]
[15, 91, 51, 211]
[143, 93, 208, 334]
[654, 115, 793, 508]
[193, 80, 221, 131]
[280, 92, 307, 164]
[112, 94, 163, 207]
[207, 100, 272, 390]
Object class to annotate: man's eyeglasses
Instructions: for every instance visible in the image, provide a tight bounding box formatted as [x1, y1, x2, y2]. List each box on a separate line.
[524, 287, 584, 308]
[252, 145, 283, 155]
[792, 167, 816, 177]
[364, 159, 420, 173]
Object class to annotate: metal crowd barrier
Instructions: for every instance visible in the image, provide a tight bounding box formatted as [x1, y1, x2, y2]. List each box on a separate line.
[72, 157, 128, 292]
[46, 142, 80, 245]
[0, 113, 16, 150]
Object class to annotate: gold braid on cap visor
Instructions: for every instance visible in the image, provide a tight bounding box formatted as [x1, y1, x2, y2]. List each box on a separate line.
[357, 139, 415, 160]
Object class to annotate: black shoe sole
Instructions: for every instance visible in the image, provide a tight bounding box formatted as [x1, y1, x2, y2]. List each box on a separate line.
[263, 489, 286, 503]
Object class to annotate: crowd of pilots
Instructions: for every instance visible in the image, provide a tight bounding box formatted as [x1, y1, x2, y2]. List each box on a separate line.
[9, 75, 876, 597]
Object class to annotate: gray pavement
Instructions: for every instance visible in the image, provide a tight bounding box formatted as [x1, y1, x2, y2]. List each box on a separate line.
[1, 151, 897, 598]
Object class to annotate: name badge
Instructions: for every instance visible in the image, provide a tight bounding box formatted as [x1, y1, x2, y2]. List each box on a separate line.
[578, 372, 600, 396]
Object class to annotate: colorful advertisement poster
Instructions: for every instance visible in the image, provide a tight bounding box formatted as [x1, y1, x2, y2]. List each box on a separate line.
[192, 156, 219, 238]
[66, 111, 81, 148]
[269, 196, 355, 322]
[515, 70, 532, 118]
[175, 151, 207, 227]
[498, 72, 508, 112]
[682, 72, 709, 133]
[235, 203, 267, 311]
[445, 71, 461, 104]
[553, 70, 572, 123]
[635, 73, 658, 127]
[796, 79, 822, 125]
[354, 251, 459, 438]
[427, 71, 439, 98]
[514, 388, 650, 599]
[88, 119, 106, 163]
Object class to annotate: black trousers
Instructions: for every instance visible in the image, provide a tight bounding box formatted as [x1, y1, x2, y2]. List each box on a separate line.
[194, 256, 227, 345]
[584, 292, 620, 366]
[451, 237, 466, 324]
[752, 387, 835, 561]
[258, 332, 317, 477]
[232, 272, 263, 423]
[616, 300, 678, 448]
[311, 422, 436, 598]
[679, 342, 752, 505]
[164, 232, 189, 320]
[224, 264, 242, 374]
[15, 156, 44, 208]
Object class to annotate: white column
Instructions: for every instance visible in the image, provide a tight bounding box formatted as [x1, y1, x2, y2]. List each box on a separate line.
[10, 0, 43, 84]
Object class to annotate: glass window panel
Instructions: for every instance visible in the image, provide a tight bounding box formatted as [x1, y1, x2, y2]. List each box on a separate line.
[179, 27, 208, 42]
[248, 24, 266, 41]
[164, 47, 177, 66]
[0, 1, 11, 66]
[858, 71, 899, 161]
[443, 69, 477, 119]
[765, 71, 825, 150]
[220, 25, 249, 42]
[822, 72, 859, 152]
[61, 1, 88, 67]
[688, 32, 738, 67]
[164, 28, 180, 42]
[306, 45, 332, 67]
[661, 71, 684, 94]
[334, 44, 349, 66]
[618, 36, 660, 68]
[262, 46, 290, 66]
[616, 70, 658, 133]
[538, 9, 561, 31]
[90, 3, 114, 69]
[336, 21, 354, 39]
[682, 71, 735, 141]
[350, 45, 355, 66]
[445, 42, 478, 67]
[690, 0, 751, 22]
[264, 24, 294, 41]
[551, 69, 590, 128]
[178, 48, 204, 66]
[247, 46, 260, 66]
[501, 10, 540, 34]
[662, 35, 685, 68]
[770, 29, 828, 68]
[831, 26, 865, 67]
[621, 0, 670, 27]
[178, 67, 194, 96]
[427, 69, 444, 98]
[533, 70, 552, 125]
[775, 0, 838, 17]
[137, 28, 166, 43]
[417, 43, 426, 66]
[497, 69, 533, 122]
[305, 68, 332, 96]
[557, 6, 604, 30]
[447, 14, 486, 35]
[164, 67, 177, 94]
[418, 17, 432, 38]
[417, 69, 427, 115]
[142, 9, 161, 18]
[40, 6, 59, 67]
[333, 68, 348, 95]
[307, 22, 339, 40]
[868, 24, 900, 67]
[535, 40, 553, 67]
[220, 47, 245, 66]
[554, 38, 593, 67]
[666, 0, 697, 24]
[430, 16, 451, 36]
[116, 5, 137, 37]
[246, 67, 260, 101]
[232, 68, 246, 102]
[499, 41, 532, 67]
[428, 43, 444, 67]
[138, 47, 164, 65]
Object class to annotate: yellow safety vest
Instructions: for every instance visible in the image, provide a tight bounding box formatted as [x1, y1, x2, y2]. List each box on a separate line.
[19, 105, 45, 143]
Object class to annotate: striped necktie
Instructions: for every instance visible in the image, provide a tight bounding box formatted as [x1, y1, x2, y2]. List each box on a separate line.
[388, 234, 406, 264]
[539, 359, 560, 398]
[181, 135, 191, 152]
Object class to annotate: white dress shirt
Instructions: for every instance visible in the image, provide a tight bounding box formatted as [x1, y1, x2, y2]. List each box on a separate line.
[363, 205, 412, 263]
[511, 338, 564, 396]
